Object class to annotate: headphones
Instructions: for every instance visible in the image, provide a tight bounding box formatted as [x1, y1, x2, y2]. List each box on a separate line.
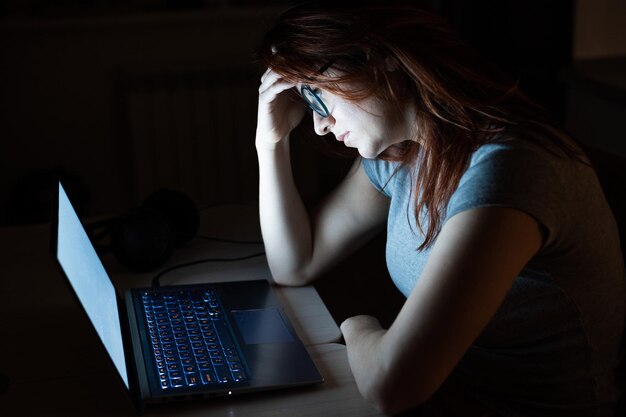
[89, 189, 199, 272]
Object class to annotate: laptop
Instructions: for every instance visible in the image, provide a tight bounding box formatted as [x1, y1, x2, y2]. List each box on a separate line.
[50, 181, 323, 412]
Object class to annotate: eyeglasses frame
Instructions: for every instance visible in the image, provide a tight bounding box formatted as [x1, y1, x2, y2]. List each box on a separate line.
[300, 84, 331, 118]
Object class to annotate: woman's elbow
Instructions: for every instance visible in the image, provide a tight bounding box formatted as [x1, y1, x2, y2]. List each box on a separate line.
[362, 377, 434, 416]
[269, 268, 315, 287]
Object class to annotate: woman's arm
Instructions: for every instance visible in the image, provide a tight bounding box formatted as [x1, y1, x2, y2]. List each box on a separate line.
[256, 69, 389, 286]
[340, 206, 543, 415]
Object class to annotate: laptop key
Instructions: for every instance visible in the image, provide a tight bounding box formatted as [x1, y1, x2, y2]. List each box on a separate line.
[200, 370, 214, 384]
[195, 354, 209, 363]
[183, 365, 197, 374]
[227, 355, 241, 363]
[166, 362, 181, 371]
[208, 308, 222, 319]
[168, 370, 183, 379]
[231, 369, 247, 382]
[185, 373, 199, 386]
[214, 365, 231, 383]
[170, 377, 184, 388]
[194, 348, 208, 356]
[213, 321, 235, 348]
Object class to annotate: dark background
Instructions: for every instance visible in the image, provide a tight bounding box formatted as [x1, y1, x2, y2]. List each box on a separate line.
[1, 0, 625, 325]
[3, 0, 625, 224]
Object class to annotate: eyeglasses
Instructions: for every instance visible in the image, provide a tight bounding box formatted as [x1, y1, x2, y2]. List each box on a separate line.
[300, 85, 330, 118]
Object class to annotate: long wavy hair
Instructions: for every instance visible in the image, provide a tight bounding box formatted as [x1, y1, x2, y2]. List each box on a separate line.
[259, 1, 578, 250]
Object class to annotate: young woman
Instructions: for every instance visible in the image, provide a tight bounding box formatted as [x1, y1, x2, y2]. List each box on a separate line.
[255, 2, 625, 416]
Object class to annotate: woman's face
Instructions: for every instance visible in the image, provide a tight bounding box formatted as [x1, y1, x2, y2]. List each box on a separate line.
[299, 82, 417, 159]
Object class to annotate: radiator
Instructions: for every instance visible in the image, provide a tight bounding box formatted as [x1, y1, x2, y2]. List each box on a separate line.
[120, 67, 260, 208]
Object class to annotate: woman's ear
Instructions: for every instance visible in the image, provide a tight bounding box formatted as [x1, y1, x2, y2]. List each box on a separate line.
[384, 56, 400, 72]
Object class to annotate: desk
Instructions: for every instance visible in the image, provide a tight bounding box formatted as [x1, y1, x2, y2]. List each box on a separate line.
[105, 204, 342, 346]
[0, 206, 382, 416]
[0, 344, 382, 416]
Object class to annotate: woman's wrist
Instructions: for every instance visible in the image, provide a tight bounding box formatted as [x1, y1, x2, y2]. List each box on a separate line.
[255, 131, 290, 153]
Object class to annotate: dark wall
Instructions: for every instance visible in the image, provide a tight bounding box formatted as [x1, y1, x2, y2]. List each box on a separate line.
[439, 0, 574, 121]
[0, 2, 287, 225]
[0, 0, 576, 229]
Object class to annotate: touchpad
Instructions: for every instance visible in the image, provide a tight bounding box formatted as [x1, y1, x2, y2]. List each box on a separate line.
[232, 309, 295, 344]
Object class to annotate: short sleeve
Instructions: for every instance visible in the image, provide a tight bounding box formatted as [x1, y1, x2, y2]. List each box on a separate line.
[361, 158, 400, 198]
[447, 141, 569, 249]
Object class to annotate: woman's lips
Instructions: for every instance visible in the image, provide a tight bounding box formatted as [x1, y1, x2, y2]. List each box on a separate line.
[336, 132, 349, 142]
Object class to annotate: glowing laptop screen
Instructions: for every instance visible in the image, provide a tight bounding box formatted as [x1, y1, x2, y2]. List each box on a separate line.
[56, 182, 129, 388]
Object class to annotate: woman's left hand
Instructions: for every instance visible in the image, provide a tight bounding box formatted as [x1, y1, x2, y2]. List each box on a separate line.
[340, 315, 384, 340]
[340, 315, 388, 406]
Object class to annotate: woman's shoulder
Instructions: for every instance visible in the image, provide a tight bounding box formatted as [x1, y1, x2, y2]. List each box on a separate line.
[468, 127, 588, 178]
[475, 125, 585, 161]
[449, 128, 601, 248]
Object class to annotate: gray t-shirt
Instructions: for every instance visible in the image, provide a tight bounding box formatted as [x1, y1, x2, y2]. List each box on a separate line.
[362, 137, 625, 416]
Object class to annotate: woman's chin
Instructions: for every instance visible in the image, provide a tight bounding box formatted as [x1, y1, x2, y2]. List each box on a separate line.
[357, 151, 378, 159]
[355, 146, 381, 160]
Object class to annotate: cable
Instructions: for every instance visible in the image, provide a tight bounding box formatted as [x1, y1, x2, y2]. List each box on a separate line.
[194, 234, 264, 245]
[197, 201, 259, 212]
[150, 252, 266, 288]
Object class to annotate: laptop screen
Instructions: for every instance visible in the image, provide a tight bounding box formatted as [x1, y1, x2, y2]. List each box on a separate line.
[55, 182, 129, 388]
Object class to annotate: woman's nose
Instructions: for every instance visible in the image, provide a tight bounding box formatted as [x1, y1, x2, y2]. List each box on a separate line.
[312, 112, 335, 136]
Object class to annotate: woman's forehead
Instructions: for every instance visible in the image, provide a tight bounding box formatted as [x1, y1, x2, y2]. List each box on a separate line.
[295, 69, 345, 91]
[285, 61, 342, 83]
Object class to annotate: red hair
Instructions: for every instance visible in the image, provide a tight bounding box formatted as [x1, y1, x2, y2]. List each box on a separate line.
[260, 2, 577, 250]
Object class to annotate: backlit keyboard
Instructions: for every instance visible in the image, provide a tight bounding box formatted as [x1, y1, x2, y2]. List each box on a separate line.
[141, 288, 248, 390]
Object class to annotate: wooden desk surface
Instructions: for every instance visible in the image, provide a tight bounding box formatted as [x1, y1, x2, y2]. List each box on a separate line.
[0, 214, 340, 382]
[0, 344, 382, 416]
[0, 208, 372, 416]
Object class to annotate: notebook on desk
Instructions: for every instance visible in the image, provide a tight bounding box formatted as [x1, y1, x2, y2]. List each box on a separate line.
[50, 181, 323, 412]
